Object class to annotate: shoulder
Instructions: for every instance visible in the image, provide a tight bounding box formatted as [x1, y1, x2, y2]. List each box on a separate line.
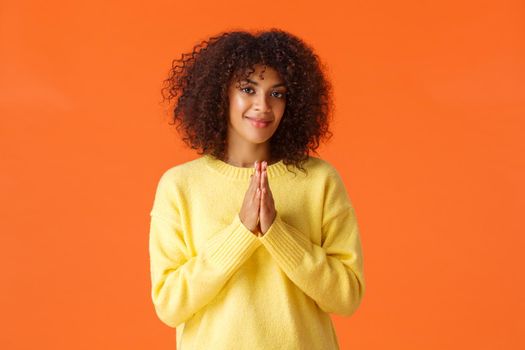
[305, 156, 352, 203]
[302, 156, 343, 180]
[153, 157, 204, 195]
[150, 158, 204, 217]
[305, 156, 337, 171]
[156, 157, 203, 182]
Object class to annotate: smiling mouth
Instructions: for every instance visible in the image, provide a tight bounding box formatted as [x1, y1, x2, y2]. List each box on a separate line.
[246, 116, 273, 122]
[246, 117, 272, 128]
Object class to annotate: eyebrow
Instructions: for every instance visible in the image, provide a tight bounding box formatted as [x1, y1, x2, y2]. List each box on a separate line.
[242, 78, 287, 88]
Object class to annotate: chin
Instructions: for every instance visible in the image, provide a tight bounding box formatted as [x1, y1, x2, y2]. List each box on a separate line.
[245, 132, 273, 144]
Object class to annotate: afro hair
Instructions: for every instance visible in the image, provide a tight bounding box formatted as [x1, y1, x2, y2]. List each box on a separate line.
[160, 28, 335, 175]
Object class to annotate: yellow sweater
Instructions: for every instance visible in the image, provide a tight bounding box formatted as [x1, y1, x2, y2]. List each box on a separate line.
[148, 154, 365, 349]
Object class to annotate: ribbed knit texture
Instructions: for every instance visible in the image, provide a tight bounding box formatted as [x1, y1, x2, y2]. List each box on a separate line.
[148, 154, 365, 349]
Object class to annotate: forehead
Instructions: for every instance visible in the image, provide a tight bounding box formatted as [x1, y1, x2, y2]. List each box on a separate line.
[239, 64, 283, 82]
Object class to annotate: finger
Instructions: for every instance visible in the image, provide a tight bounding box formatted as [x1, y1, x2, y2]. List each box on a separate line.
[262, 169, 275, 205]
[249, 174, 256, 193]
[260, 185, 266, 210]
[261, 165, 268, 192]
[263, 188, 271, 210]
[261, 174, 269, 207]
[260, 161, 266, 189]
[251, 161, 260, 186]
[248, 174, 259, 203]
[251, 174, 260, 200]
[265, 171, 273, 200]
[264, 174, 272, 205]
[257, 161, 262, 188]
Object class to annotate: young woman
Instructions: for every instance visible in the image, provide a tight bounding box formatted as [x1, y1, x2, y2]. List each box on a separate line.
[149, 28, 365, 349]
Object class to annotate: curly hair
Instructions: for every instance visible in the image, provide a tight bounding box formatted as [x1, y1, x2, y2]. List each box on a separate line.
[160, 28, 335, 175]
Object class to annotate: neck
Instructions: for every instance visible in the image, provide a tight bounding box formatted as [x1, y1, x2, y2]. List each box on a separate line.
[223, 145, 275, 168]
[224, 154, 278, 168]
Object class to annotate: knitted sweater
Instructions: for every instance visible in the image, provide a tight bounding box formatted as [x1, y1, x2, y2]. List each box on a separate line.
[148, 154, 365, 349]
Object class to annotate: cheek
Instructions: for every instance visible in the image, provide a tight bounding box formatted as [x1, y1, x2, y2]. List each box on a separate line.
[230, 95, 249, 114]
[275, 101, 286, 116]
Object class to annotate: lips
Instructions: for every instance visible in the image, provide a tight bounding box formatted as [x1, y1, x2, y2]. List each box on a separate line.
[246, 117, 272, 122]
[246, 117, 272, 128]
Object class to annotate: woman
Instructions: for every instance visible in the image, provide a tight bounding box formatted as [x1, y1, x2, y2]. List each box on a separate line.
[149, 28, 365, 349]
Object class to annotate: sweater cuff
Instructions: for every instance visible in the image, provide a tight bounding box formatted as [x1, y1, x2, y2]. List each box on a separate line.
[204, 213, 262, 276]
[258, 212, 312, 272]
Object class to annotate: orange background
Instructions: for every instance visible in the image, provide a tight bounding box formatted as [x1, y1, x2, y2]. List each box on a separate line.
[1, 0, 524, 349]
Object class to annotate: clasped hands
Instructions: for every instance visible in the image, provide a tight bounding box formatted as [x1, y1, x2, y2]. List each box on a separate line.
[239, 160, 277, 237]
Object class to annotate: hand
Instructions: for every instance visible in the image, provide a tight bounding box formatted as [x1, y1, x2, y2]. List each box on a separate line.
[239, 161, 262, 236]
[258, 161, 277, 235]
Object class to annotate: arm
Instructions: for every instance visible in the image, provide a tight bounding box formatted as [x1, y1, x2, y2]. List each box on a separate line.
[148, 173, 260, 328]
[259, 171, 365, 317]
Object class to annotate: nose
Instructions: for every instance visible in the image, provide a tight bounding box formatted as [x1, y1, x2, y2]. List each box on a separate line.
[254, 93, 271, 112]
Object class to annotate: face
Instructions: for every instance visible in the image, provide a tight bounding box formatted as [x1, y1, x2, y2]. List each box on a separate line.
[226, 64, 287, 147]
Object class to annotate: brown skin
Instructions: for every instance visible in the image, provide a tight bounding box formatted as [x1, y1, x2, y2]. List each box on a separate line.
[258, 160, 277, 235]
[239, 161, 262, 235]
[162, 30, 335, 233]
[160, 29, 335, 176]
[232, 64, 281, 236]
[225, 64, 287, 168]
[239, 160, 277, 236]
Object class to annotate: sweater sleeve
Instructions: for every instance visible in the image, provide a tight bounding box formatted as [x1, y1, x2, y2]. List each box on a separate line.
[148, 172, 261, 328]
[258, 170, 365, 317]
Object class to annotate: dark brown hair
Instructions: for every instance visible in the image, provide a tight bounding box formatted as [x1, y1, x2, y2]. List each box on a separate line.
[160, 28, 335, 175]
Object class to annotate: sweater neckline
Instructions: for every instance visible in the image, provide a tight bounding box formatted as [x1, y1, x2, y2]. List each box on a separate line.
[202, 154, 289, 180]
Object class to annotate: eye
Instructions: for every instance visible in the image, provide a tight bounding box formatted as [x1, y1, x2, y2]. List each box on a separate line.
[240, 87, 254, 94]
[272, 91, 286, 99]
[240, 86, 286, 99]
